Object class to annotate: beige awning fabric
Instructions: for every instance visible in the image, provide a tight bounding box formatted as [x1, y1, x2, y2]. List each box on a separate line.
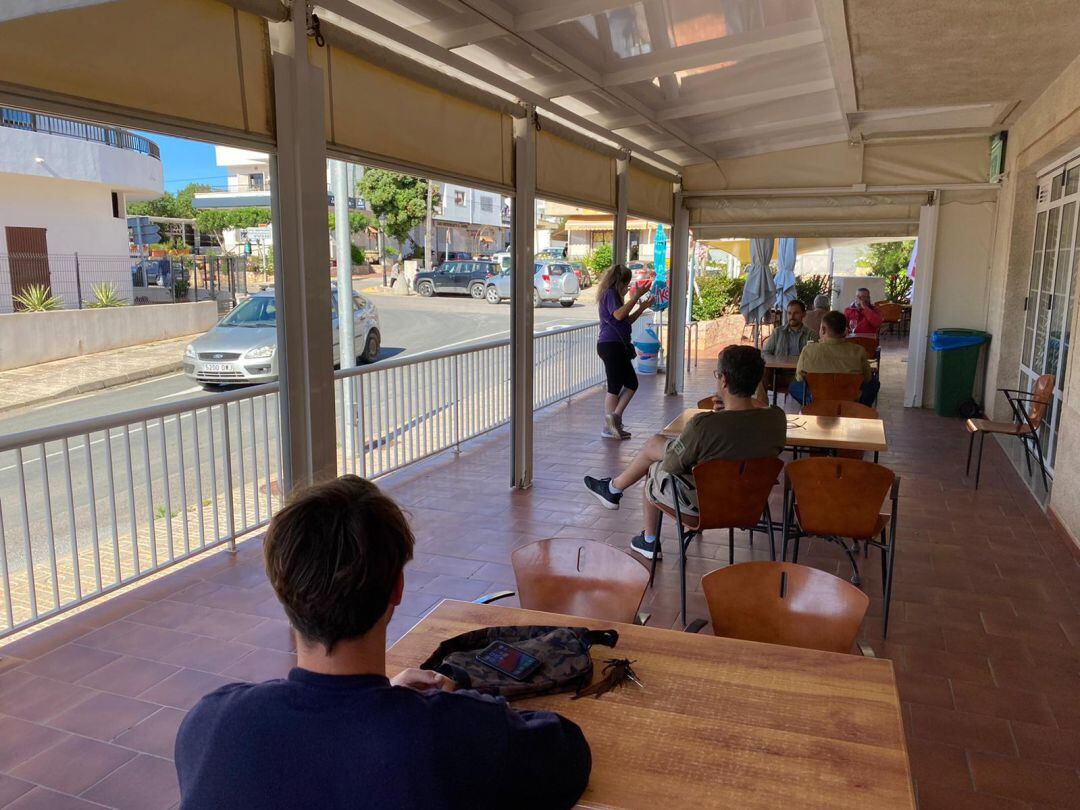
[320, 34, 516, 190]
[565, 218, 655, 232]
[537, 123, 617, 211]
[0, 0, 273, 142]
[862, 137, 990, 185]
[628, 158, 675, 223]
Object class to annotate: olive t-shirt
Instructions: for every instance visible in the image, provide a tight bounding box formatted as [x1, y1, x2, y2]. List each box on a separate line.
[661, 406, 787, 477]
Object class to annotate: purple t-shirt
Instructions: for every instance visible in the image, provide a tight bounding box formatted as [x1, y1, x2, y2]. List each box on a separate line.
[598, 288, 631, 345]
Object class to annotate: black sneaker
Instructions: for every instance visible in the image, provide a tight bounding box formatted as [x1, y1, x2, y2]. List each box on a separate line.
[584, 476, 621, 510]
[630, 532, 662, 560]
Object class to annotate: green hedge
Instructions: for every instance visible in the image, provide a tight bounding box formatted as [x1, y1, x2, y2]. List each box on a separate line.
[692, 275, 745, 321]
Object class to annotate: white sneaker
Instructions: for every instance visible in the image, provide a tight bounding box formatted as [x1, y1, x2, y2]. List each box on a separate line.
[603, 414, 626, 440]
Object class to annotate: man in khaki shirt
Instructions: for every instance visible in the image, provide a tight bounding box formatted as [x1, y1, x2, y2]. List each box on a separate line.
[584, 346, 786, 561]
[789, 310, 880, 406]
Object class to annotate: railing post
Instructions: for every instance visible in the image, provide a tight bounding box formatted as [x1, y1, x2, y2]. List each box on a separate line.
[74, 253, 82, 309]
[452, 354, 461, 453]
[221, 404, 237, 552]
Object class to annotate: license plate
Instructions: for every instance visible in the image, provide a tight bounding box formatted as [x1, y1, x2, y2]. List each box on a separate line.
[202, 363, 233, 372]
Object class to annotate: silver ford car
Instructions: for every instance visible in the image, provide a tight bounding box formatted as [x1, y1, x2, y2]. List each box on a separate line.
[184, 288, 380, 387]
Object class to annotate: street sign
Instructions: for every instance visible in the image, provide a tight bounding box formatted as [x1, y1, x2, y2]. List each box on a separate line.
[127, 216, 160, 246]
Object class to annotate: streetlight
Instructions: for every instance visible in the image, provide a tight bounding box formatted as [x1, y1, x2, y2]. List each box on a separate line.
[379, 213, 388, 287]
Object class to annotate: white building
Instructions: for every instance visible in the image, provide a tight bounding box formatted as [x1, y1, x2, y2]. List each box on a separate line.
[0, 108, 163, 312]
[424, 183, 510, 258]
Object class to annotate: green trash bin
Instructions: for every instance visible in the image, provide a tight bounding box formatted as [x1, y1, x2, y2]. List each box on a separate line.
[930, 328, 990, 417]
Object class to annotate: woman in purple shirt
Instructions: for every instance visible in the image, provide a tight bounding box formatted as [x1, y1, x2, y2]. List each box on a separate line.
[595, 264, 652, 439]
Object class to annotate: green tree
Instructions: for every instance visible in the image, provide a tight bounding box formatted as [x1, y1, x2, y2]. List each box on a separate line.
[194, 207, 271, 251]
[587, 243, 614, 277]
[328, 211, 376, 234]
[866, 240, 914, 303]
[357, 169, 436, 244]
[127, 182, 210, 219]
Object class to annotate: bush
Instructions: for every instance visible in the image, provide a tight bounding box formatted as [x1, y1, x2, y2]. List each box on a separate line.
[350, 244, 365, 265]
[692, 275, 745, 321]
[794, 274, 831, 308]
[85, 282, 126, 308]
[13, 284, 63, 312]
[587, 244, 613, 278]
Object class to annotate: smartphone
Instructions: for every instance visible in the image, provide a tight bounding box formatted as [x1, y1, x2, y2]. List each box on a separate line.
[475, 641, 542, 681]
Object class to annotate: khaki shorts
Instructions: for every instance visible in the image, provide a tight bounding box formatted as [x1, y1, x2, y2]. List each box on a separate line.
[646, 459, 699, 516]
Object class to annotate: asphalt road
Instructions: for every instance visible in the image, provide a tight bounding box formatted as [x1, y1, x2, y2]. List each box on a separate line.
[0, 287, 599, 599]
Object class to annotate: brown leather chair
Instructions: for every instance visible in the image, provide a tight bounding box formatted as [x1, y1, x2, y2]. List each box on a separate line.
[691, 561, 870, 655]
[478, 538, 651, 624]
[800, 400, 880, 461]
[966, 374, 1054, 491]
[804, 371, 863, 402]
[783, 457, 899, 637]
[649, 457, 784, 624]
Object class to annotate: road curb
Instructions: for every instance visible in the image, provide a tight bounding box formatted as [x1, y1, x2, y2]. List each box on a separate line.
[0, 361, 184, 416]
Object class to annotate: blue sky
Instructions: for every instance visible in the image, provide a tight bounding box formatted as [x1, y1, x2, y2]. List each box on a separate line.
[137, 131, 229, 193]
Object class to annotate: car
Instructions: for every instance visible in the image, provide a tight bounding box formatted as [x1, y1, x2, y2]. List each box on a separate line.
[415, 260, 499, 300]
[484, 261, 580, 307]
[183, 287, 380, 387]
[491, 251, 512, 273]
[569, 260, 592, 289]
[627, 260, 655, 295]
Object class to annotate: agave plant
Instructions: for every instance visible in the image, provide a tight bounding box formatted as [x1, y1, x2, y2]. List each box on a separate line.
[13, 284, 63, 312]
[85, 282, 126, 308]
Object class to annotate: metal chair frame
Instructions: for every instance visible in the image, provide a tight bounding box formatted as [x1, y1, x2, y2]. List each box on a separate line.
[967, 388, 1051, 491]
[781, 470, 900, 638]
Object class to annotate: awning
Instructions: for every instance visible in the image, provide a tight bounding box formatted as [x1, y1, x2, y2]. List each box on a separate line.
[628, 158, 675, 224]
[564, 218, 656, 232]
[537, 120, 618, 211]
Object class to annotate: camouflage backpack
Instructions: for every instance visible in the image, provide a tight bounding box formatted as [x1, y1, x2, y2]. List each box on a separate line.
[419, 625, 619, 701]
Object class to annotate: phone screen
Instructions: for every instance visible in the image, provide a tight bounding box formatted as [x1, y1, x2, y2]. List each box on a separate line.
[475, 641, 542, 681]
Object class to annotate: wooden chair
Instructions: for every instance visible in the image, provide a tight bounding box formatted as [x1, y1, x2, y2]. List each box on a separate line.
[804, 371, 863, 402]
[476, 538, 650, 624]
[966, 374, 1054, 491]
[650, 458, 784, 624]
[783, 458, 899, 637]
[688, 562, 870, 655]
[800, 400, 880, 461]
[846, 335, 880, 376]
[876, 302, 902, 338]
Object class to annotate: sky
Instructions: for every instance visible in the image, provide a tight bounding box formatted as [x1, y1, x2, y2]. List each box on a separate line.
[136, 131, 230, 193]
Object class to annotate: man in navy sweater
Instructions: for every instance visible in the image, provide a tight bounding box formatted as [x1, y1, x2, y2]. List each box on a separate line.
[175, 475, 591, 809]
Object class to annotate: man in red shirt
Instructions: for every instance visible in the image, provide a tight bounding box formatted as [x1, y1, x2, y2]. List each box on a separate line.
[844, 287, 883, 335]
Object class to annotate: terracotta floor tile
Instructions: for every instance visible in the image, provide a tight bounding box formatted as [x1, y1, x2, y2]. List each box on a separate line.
[0, 715, 69, 772]
[221, 648, 296, 682]
[113, 707, 187, 760]
[905, 738, 973, 791]
[907, 704, 1016, 755]
[75, 656, 179, 698]
[47, 691, 159, 741]
[230, 620, 296, 653]
[6, 787, 106, 810]
[81, 754, 180, 810]
[138, 668, 232, 711]
[916, 783, 1029, 810]
[969, 751, 1080, 808]
[895, 671, 954, 709]
[0, 675, 95, 723]
[10, 734, 135, 795]
[155, 636, 255, 674]
[21, 645, 118, 684]
[0, 774, 34, 806]
[1011, 721, 1080, 767]
[951, 681, 1057, 726]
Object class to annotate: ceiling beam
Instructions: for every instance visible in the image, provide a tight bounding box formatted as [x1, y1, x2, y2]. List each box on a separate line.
[515, 0, 640, 32]
[601, 17, 823, 88]
[646, 111, 845, 150]
[813, 0, 856, 136]
[315, 0, 682, 171]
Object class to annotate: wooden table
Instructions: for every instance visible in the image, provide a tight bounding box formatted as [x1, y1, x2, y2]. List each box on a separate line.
[388, 601, 915, 810]
[762, 353, 800, 404]
[661, 409, 888, 454]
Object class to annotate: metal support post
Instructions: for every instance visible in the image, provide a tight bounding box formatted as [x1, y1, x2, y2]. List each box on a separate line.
[74, 252, 82, 309]
[614, 155, 629, 266]
[511, 107, 537, 489]
[268, 12, 337, 490]
[665, 186, 689, 395]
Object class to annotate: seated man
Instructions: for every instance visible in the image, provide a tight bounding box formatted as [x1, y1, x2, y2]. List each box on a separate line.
[802, 294, 830, 335]
[844, 287, 883, 336]
[584, 345, 787, 561]
[761, 299, 816, 399]
[175, 475, 591, 810]
[788, 310, 880, 407]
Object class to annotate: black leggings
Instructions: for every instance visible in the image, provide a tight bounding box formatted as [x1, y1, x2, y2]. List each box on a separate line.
[597, 341, 638, 395]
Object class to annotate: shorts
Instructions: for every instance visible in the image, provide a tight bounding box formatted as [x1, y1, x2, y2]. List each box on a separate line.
[645, 459, 699, 516]
[597, 341, 638, 395]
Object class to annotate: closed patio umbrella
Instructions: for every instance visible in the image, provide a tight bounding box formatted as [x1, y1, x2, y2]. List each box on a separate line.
[739, 237, 776, 347]
[775, 237, 797, 323]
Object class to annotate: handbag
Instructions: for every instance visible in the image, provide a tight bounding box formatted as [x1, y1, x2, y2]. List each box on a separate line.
[419, 625, 618, 700]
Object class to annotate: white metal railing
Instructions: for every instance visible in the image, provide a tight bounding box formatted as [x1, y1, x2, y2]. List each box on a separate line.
[335, 321, 603, 478]
[0, 321, 604, 637]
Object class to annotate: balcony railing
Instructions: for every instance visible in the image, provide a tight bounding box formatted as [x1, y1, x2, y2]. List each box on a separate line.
[0, 107, 160, 159]
[0, 322, 602, 638]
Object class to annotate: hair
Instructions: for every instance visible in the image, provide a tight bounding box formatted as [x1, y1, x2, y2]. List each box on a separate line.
[596, 264, 631, 302]
[263, 475, 415, 652]
[822, 310, 848, 337]
[787, 299, 806, 313]
[857, 287, 870, 295]
[718, 345, 765, 398]
[813, 294, 830, 310]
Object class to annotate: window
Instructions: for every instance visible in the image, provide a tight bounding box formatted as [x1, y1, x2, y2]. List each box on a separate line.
[111, 192, 121, 219]
[479, 196, 494, 212]
[454, 190, 466, 206]
[249, 173, 264, 191]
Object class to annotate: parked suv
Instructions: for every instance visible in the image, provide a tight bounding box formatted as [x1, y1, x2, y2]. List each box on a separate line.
[184, 287, 380, 387]
[484, 261, 580, 307]
[415, 260, 499, 299]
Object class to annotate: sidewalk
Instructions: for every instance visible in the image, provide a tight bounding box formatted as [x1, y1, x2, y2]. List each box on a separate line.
[0, 335, 196, 415]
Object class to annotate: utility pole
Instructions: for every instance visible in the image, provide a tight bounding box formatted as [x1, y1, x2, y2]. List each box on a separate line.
[424, 180, 434, 270]
[332, 160, 355, 368]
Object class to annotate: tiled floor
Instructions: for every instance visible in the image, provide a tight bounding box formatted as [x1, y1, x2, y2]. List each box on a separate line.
[1, 339, 1079, 809]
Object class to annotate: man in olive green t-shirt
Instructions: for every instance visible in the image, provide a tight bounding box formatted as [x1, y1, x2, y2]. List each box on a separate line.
[584, 346, 786, 561]
[789, 310, 880, 406]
